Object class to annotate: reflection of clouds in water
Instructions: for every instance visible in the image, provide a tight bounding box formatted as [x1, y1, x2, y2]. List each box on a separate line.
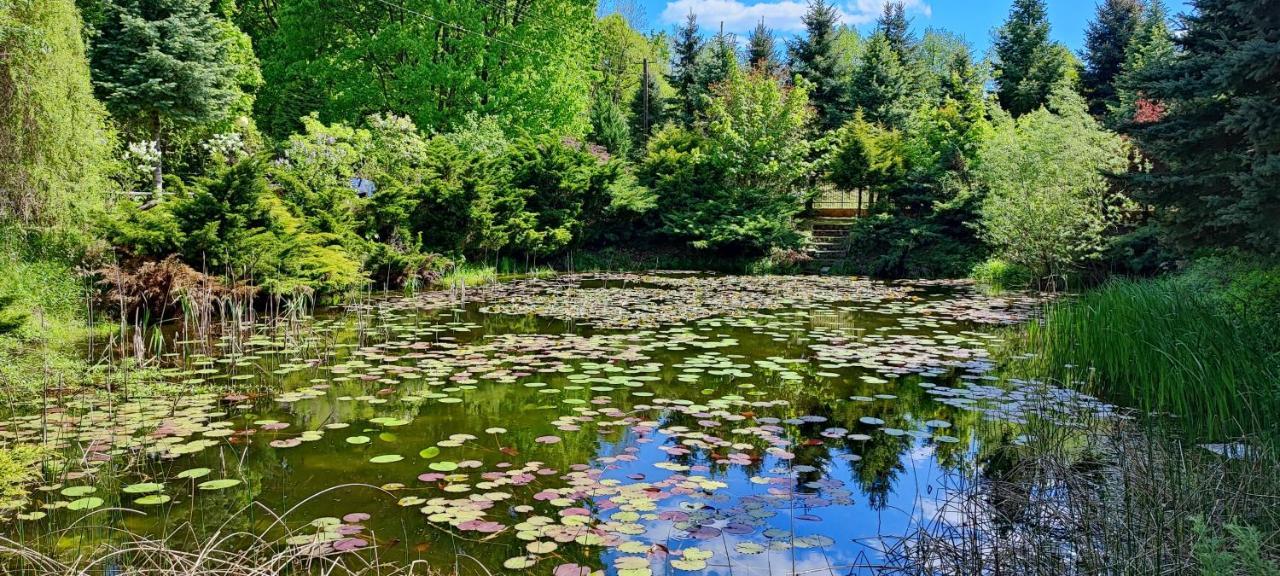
[909, 444, 936, 462]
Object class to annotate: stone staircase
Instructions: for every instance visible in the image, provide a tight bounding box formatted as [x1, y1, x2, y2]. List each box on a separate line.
[805, 217, 856, 272]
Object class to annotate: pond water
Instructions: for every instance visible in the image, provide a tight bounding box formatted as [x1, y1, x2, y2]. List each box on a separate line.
[1, 273, 1119, 575]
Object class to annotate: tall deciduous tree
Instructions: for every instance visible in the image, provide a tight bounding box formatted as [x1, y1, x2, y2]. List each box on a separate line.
[1126, 0, 1280, 255]
[976, 88, 1128, 284]
[788, 0, 849, 129]
[993, 0, 1070, 117]
[0, 0, 114, 223]
[1082, 0, 1143, 117]
[252, 0, 595, 140]
[88, 0, 238, 193]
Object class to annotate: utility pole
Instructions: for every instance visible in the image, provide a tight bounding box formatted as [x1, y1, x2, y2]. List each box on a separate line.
[642, 58, 650, 135]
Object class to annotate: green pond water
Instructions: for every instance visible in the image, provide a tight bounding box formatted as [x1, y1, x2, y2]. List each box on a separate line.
[1, 273, 1117, 575]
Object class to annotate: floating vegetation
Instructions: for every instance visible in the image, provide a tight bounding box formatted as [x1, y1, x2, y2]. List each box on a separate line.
[3, 274, 1128, 575]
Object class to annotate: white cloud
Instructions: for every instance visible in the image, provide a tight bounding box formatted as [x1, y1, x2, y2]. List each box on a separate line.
[660, 0, 931, 35]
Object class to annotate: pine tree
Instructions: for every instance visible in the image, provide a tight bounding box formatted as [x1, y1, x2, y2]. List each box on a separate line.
[993, 0, 1069, 117]
[1110, 0, 1174, 124]
[876, 1, 914, 61]
[88, 0, 238, 194]
[787, 0, 849, 129]
[849, 33, 910, 129]
[589, 92, 631, 158]
[1126, 0, 1280, 255]
[1082, 0, 1143, 117]
[668, 12, 704, 126]
[746, 19, 780, 76]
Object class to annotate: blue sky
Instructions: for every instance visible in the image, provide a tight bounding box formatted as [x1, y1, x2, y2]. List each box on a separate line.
[616, 0, 1191, 58]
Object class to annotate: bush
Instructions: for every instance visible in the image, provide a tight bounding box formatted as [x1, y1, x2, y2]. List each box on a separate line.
[641, 68, 812, 254]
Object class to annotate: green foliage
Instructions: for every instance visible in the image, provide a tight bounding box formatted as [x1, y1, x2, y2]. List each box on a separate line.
[993, 0, 1072, 117]
[0, 0, 115, 224]
[970, 257, 1032, 290]
[251, 0, 595, 139]
[642, 70, 812, 254]
[974, 88, 1128, 284]
[786, 0, 850, 130]
[824, 111, 905, 198]
[1192, 517, 1280, 576]
[0, 445, 44, 517]
[1124, 0, 1279, 257]
[1082, 0, 1142, 117]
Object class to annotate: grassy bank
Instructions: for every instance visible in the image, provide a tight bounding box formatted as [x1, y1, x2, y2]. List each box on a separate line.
[1013, 268, 1279, 442]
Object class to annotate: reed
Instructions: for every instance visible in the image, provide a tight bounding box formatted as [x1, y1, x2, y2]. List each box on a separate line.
[1014, 277, 1280, 442]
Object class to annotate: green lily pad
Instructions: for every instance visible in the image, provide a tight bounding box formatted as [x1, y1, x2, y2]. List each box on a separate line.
[135, 494, 172, 505]
[198, 479, 243, 491]
[122, 482, 164, 494]
[177, 468, 212, 480]
[418, 447, 440, 459]
[67, 497, 105, 511]
[369, 454, 403, 464]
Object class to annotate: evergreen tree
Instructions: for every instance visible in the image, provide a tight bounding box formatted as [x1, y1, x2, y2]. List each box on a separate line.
[1082, 0, 1143, 117]
[787, 0, 849, 129]
[940, 46, 986, 120]
[876, 1, 914, 61]
[850, 33, 911, 129]
[88, 0, 238, 194]
[669, 12, 704, 126]
[1126, 0, 1280, 255]
[589, 92, 631, 158]
[696, 28, 738, 95]
[746, 19, 780, 76]
[1110, 0, 1174, 124]
[1, 0, 114, 223]
[993, 0, 1069, 116]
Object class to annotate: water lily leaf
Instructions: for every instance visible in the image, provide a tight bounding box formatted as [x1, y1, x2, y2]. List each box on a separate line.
[345, 435, 371, 445]
[122, 483, 164, 494]
[67, 497, 104, 511]
[177, 468, 212, 480]
[135, 494, 172, 505]
[369, 454, 403, 464]
[198, 479, 242, 491]
[60, 486, 96, 497]
[418, 447, 440, 459]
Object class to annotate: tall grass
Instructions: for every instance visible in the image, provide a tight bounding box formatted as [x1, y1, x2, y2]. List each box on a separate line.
[1016, 277, 1280, 442]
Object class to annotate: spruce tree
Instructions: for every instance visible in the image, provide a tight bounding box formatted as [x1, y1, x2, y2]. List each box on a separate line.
[1082, 0, 1143, 117]
[694, 29, 738, 103]
[1110, 0, 1174, 124]
[668, 12, 704, 126]
[876, 1, 914, 61]
[89, 0, 237, 194]
[849, 33, 910, 129]
[787, 0, 849, 129]
[1126, 0, 1280, 255]
[746, 19, 780, 76]
[993, 0, 1069, 116]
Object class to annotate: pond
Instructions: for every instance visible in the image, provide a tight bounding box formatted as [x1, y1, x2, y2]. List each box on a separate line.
[1, 273, 1121, 575]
